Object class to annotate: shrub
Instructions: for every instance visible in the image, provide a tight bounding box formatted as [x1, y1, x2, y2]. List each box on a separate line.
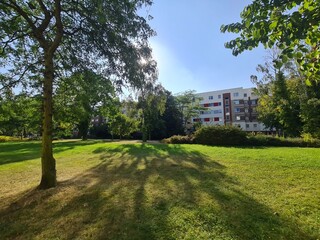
[193, 125, 247, 146]
[248, 134, 320, 148]
[162, 135, 194, 144]
[0, 136, 21, 142]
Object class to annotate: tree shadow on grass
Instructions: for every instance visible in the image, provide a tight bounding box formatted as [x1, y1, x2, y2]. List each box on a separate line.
[0, 143, 316, 239]
[0, 140, 100, 165]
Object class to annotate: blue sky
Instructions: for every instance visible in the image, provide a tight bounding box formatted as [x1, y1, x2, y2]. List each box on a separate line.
[148, 0, 266, 94]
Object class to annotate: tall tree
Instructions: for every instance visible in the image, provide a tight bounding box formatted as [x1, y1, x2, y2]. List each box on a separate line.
[55, 70, 115, 140]
[252, 52, 304, 137]
[151, 91, 184, 139]
[175, 90, 204, 133]
[221, 0, 320, 84]
[0, 0, 156, 189]
[301, 81, 320, 138]
[138, 83, 166, 142]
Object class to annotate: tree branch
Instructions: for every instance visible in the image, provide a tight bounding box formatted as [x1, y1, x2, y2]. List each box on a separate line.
[36, 0, 52, 34]
[7, 0, 37, 31]
[49, 0, 63, 55]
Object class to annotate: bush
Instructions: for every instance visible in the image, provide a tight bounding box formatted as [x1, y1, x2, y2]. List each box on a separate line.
[248, 134, 320, 147]
[0, 135, 22, 142]
[163, 127, 320, 147]
[193, 125, 247, 146]
[162, 135, 194, 144]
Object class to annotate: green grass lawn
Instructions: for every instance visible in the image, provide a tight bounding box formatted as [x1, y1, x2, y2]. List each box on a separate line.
[0, 140, 319, 240]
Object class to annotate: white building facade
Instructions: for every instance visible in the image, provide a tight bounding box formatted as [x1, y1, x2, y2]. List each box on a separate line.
[195, 87, 267, 132]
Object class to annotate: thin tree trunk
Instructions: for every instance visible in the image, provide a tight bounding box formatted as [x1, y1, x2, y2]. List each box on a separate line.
[39, 52, 56, 189]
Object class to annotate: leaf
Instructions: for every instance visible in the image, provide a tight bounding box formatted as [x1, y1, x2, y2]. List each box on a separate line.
[281, 55, 288, 63]
[269, 21, 277, 30]
[305, 78, 312, 86]
[296, 52, 303, 59]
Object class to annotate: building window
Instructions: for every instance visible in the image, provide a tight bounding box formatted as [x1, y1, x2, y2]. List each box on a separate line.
[235, 108, 241, 113]
[213, 102, 221, 106]
[244, 93, 247, 97]
[226, 115, 230, 120]
[204, 118, 210, 122]
[233, 100, 240, 104]
[209, 96, 213, 100]
[213, 109, 222, 114]
[225, 99, 229, 106]
[253, 124, 257, 128]
[233, 92, 239, 97]
[214, 117, 219, 122]
[193, 118, 201, 122]
[218, 94, 221, 99]
[236, 116, 241, 121]
[225, 107, 229, 113]
[204, 103, 209, 107]
[245, 108, 249, 113]
[246, 124, 250, 128]
[251, 100, 257, 105]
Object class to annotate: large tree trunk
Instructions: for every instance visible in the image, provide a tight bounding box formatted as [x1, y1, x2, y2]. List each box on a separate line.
[39, 52, 56, 189]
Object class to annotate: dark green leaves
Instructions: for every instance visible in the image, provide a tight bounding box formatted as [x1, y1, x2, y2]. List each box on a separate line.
[221, 0, 320, 84]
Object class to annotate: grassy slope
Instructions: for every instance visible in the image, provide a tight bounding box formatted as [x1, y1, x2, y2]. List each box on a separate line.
[0, 141, 319, 240]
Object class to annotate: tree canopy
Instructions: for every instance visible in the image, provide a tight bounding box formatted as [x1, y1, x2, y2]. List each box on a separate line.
[175, 90, 204, 133]
[221, 0, 320, 84]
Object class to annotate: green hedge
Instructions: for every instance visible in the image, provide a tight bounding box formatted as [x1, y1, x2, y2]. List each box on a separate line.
[193, 125, 247, 146]
[248, 135, 320, 147]
[162, 127, 320, 148]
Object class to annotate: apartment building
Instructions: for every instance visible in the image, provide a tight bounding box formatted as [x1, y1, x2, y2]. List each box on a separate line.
[194, 87, 267, 132]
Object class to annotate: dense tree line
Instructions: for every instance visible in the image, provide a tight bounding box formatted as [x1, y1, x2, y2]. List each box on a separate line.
[0, 85, 189, 140]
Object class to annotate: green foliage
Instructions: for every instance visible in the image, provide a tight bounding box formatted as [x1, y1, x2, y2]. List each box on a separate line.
[151, 91, 184, 139]
[137, 83, 167, 142]
[162, 135, 194, 144]
[193, 125, 247, 146]
[108, 113, 138, 139]
[0, 0, 156, 89]
[0, 0, 156, 188]
[301, 97, 320, 138]
[54, 70, 116, 140]
[221, 0, 320, 83]
[252, 54, 304, 137]
[0, 92, 41, 137]
[248, 134, 320, 148]
[0, 136, 22, 142]
[89, 124, 111, 139]
[175, 90, 204, 133]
